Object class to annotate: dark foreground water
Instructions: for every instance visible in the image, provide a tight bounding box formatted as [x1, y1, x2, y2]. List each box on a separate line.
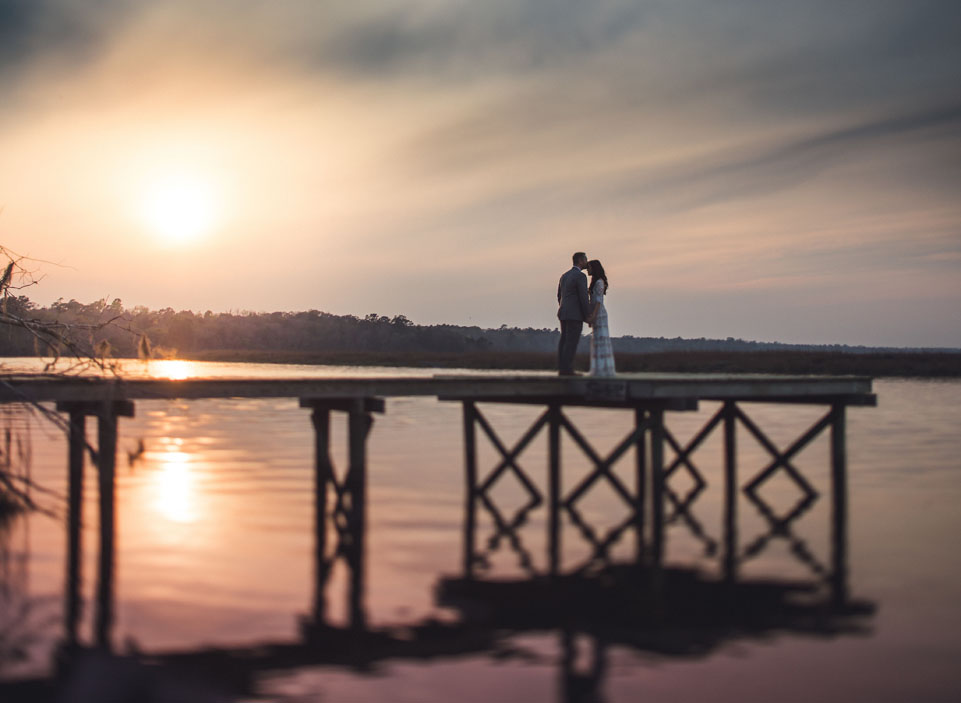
[1, 360, 960, 701]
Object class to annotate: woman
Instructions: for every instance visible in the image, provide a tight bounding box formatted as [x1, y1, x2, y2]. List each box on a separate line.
[586, 259, 616, 377]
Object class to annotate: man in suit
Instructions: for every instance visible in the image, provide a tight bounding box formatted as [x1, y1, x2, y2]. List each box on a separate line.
[557, 252, 591, 376]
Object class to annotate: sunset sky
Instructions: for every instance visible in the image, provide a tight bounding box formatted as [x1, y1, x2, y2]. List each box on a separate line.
[1, 0, 959, 347]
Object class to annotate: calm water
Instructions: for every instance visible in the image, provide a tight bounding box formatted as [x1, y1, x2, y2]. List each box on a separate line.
[1, 359, 960, 701]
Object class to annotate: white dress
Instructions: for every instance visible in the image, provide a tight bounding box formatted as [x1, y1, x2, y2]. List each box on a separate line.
[589, 280, 616, 377]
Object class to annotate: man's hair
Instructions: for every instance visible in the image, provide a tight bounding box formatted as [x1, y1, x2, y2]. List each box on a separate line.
[572, 252, 586, 265]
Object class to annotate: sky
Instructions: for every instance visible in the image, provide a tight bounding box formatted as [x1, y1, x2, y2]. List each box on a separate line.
[1, 0, 959, 347]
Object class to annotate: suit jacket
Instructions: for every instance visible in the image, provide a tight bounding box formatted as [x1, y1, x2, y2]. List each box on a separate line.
[557, 266, 591, 321]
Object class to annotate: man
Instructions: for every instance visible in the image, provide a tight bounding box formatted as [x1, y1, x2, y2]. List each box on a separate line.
[557, 252, 591, 376]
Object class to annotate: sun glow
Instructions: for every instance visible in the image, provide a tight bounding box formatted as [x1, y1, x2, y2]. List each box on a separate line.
[147, 359, 198, 380]
[140, 174, 221, 245]
[153, 450, 198, 525]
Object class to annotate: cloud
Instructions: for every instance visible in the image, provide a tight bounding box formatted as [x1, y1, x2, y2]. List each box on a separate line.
[603, 102, 961, 210]
[382, 100, 961, 244]
[6, 1, 959, 85]
[0, 0, 132, 80]
[314, 0, 650, 79]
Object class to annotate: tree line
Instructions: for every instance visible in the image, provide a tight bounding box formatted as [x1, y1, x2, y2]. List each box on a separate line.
[0, 295, 945, 360]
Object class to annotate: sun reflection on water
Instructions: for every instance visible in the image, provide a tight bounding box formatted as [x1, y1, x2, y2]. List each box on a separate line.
[147, 359, 198, 380]
[152, 449, 198, 524]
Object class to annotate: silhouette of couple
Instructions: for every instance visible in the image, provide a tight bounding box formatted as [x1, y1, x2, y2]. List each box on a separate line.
[557, 252, 615, 377]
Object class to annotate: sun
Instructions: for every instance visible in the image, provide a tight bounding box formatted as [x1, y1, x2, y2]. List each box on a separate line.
[140, 175, 220, 245]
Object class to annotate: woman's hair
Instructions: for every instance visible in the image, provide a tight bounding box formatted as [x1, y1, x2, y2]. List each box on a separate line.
[588, 259, 609, 295]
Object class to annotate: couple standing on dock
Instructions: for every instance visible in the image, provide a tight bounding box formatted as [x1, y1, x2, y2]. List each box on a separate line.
[557, 252, 615, 377]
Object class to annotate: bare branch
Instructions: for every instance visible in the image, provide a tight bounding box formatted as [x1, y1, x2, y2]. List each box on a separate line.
[0, 245, 119, 518]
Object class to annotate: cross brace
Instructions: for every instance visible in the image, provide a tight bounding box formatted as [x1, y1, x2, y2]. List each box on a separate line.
[459, 398, 851, 605]
[300, 397, 383, 631]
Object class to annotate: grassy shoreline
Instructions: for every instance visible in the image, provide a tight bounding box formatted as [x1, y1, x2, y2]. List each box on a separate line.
[177, 349, 961, 377]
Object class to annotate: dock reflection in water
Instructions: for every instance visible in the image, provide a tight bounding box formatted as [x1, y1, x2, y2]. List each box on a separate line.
[16, 368, 961, 703]
[0, 364, 884, 702]
[3, 488, 877, 703]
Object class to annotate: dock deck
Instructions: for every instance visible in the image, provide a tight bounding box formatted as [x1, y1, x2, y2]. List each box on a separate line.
[0, 372, 875, 406]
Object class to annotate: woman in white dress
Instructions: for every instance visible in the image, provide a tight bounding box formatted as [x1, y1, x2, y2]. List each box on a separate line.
[586, 259, 616, 377]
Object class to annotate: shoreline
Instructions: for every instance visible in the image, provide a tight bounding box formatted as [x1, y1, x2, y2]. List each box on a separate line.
[4, 349, 959, 377]
[158, 349, 961, 377]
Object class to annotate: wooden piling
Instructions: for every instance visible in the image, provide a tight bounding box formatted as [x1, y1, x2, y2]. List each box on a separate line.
[723, 402, 738, 583]
[462, 402, 478, 578]
[830, 403, 848, 606]
[65, 411, 85, 645]
[94, 404, 118, 650]
[634, 408, 647, 565]
[649, 408, 665, 570]
[548, 405, 561, 577]
[347, 400, 371, 630]
[310, 407, 332, 622]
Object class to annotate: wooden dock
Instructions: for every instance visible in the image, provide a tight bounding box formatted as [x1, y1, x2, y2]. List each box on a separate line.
[0, 372, 874, 405]
[0, 372, 876, 654]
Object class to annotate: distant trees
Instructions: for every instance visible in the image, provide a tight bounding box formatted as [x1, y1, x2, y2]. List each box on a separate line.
[0, 294, 913, 362]
[0, 299, 512, 358]
[0, 245, 133, 367]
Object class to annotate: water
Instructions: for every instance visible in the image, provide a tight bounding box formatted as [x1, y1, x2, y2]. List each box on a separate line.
[1, 359, 960, 701]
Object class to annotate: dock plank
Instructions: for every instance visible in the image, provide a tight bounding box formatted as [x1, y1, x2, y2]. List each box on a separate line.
[0, 373, 874, 406]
